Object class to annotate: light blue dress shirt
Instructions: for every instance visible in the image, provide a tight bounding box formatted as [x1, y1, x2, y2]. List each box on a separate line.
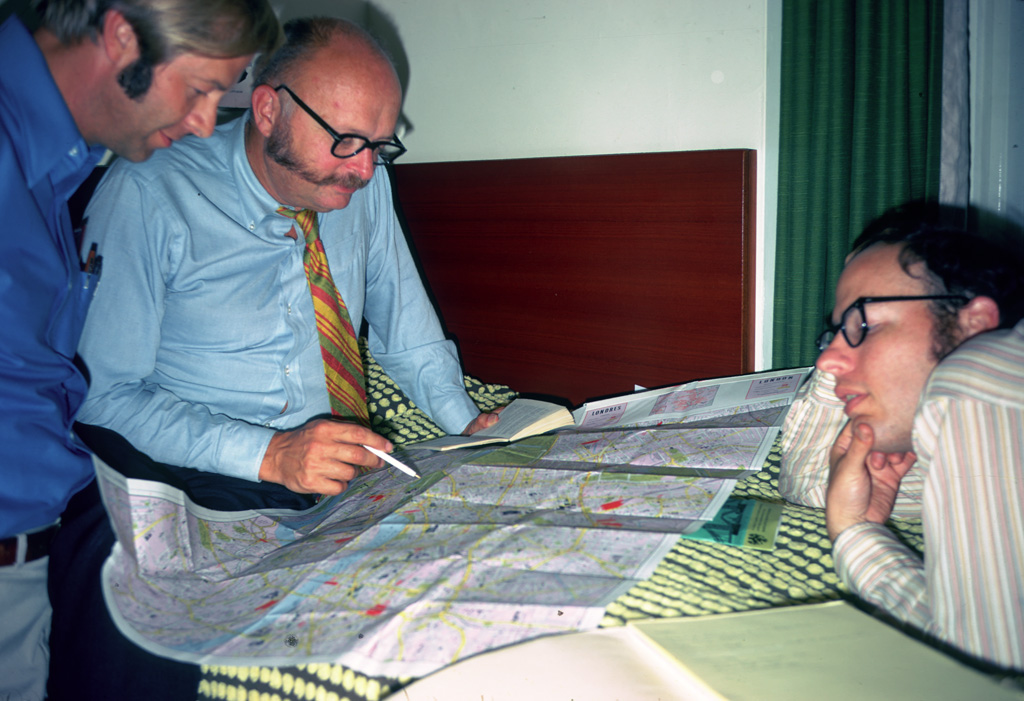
[0, 17, 108, 538]
[77, 117, 478, 482]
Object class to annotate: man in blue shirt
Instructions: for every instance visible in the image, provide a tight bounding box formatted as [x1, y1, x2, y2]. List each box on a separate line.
[0, 1, 277, 699]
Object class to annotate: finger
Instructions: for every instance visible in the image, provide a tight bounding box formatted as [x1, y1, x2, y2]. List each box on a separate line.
[315, 477, 349, 496]
[326, 422, 392, 453]
[324, 444, 379, 472]
[828, 420, 856, 471]
[833, 419, 856, 453]
[845, 422, 875, 465]
[866, 451, 888, 470]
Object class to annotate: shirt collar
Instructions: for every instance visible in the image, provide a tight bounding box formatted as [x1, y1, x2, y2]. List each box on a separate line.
[0, 17, 106, 200]
[226, 115, 310, 242]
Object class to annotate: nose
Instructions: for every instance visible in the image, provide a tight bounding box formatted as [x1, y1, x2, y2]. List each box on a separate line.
[348, 148, 376, 181]
[815, 335, 853, 377]
[182, 99, 217, 139]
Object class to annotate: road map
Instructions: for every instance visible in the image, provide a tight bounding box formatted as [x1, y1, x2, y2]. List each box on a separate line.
[97, 368, 812, 678]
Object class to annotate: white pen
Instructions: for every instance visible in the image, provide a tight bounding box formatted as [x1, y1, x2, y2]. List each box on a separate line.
[363, 444, 420, 479]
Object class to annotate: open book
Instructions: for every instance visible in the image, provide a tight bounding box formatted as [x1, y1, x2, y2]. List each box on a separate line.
[397, 600, 1020, 701]
[411, 398, 574, 451]
[623, 600, 1021, 701]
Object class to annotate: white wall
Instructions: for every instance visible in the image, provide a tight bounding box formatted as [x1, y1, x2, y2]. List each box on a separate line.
[366, 1, 766, 162]
[969, 0, 1024, 235]
[294, 0, 775, 368]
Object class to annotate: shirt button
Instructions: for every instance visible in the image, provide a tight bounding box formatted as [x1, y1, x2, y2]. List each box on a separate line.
[287, 304, 292, 315]
[249, 221, 256, 231]
[284, 366, 291, 376]
[69, 146, 79, 157]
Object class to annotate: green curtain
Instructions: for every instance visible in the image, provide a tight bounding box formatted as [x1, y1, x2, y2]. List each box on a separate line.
[772, 0, 944, 369]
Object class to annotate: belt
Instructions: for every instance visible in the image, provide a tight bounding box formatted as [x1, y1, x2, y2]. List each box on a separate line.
[0, 524, 60, 566]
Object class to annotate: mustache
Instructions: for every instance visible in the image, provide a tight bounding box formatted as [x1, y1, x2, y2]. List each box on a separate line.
[315, 171, 370, 189]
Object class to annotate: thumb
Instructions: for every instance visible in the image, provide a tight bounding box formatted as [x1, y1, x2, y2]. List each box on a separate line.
[847, 422, 875, 462]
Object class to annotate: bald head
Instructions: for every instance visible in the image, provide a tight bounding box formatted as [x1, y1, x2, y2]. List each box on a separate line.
[253, 17, 400, 101]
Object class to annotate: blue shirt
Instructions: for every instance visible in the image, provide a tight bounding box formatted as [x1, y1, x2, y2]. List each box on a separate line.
[0, 17, 108, 538]
[77, 117, 479, 482]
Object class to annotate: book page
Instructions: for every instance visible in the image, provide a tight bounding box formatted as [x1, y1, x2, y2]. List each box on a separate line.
[629, 601, 1021, 701]
[412, 398, 572, 450]
[473, 398, 572, 440]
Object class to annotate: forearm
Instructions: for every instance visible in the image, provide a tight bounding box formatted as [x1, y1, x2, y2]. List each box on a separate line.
[360, 177, 480, 435]
[79, 384, 273, 481]
[832, 522, 931, 628]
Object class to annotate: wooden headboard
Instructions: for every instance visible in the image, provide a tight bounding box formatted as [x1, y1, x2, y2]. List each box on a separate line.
[390, 149, 756, 407]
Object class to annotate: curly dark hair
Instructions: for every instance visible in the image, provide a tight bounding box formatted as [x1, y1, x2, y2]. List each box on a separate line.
[850, 201, 1024, 358]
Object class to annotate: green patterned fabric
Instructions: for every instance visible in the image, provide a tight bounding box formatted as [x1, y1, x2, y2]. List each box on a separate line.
[361, 340, 517, 446]
[198, 352, 924, 701]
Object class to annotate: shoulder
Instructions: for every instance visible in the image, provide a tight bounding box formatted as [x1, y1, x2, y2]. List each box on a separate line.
[924, 320, 1024, 408]
[101, 120, 238, 191]
[0, 19, 80, 180]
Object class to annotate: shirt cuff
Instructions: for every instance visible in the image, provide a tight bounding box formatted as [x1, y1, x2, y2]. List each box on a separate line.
[213, 422, 276, 482]
[429, 389, 483, 436]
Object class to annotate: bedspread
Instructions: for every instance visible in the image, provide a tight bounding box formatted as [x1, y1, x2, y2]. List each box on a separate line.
[195, 347, 924, 701]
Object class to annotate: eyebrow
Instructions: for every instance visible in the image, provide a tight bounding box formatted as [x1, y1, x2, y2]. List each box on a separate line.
[209, 78, 233, 92]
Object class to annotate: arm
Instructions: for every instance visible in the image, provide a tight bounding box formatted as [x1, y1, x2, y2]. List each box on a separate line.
[359, 171, 483, 435]
[76, 167, 272, 480]
[0, 132, 96, 535]
[833, 397, 1024, 668]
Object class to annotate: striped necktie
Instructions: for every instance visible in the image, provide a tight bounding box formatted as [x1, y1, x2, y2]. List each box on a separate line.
[278, 207, 369, 425]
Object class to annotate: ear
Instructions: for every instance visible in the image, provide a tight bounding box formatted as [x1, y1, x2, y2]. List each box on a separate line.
[957, 295, 1001, 341]
[100, 9, 140, 70]
[250, 84, 281, 138]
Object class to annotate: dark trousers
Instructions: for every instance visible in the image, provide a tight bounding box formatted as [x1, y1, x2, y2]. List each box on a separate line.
[47, 424, 313, 701]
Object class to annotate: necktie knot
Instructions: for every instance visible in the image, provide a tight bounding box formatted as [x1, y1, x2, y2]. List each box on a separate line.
[277, 206, 320, 246]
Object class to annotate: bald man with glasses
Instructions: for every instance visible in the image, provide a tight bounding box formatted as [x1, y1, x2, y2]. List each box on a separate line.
[75, 16, 500, 504]
[778, 204, 1024, 672]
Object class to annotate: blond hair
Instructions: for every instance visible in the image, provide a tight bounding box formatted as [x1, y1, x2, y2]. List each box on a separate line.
[38, 0, 280, 96]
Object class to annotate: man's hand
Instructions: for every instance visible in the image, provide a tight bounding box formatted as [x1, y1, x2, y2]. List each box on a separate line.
[462, 408, 504, 435]
[259, 419, 393, 495]
[825, 421, 916, 541]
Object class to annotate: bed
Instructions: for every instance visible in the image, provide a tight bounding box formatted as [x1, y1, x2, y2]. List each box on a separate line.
[180, 149, 905, 700]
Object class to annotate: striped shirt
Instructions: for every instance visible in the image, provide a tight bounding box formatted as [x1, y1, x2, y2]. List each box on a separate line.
[780, 320, 1024, 670]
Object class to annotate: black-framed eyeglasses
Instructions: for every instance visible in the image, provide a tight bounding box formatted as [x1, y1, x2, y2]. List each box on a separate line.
[816, 295, 968, 352]
[274, 85, 407, 165]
